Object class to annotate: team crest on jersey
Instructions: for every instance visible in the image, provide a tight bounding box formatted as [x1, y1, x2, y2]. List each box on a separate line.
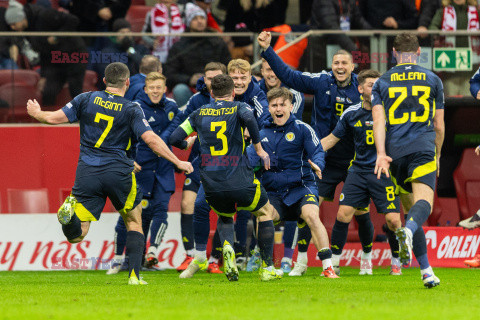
[184, 178, 192, 186]
[336, 97, 345, 102]
[365, 121, 373, 126]
[168, 111, 175, 121]
[346, 98, 352, 103]
[141, 199, 149, 209]
[285, 132, 295, 141]
[339, 193, 345, 201]
[143, 119, 150, 127]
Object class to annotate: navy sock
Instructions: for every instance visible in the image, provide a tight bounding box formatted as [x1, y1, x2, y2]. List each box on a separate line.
[283, 221, 296, 249]
[217, 216, 235, 247]
[405, 200, 431, 234]
[317, 248, 332, 261]
[193, 198, 210, 253]
[297, 225, 312, 253]
[258, 220, 275, 266]
[331, 219, 350, 255]
[61, 212, 82, 241]
[211, 228, 223, 259]
[126, 231, 145, 279]
[383, 224, 399, 258]
[412, 227, 430, 269]
[180, 213, 194, 252]
[355, 213, 374, 253]
[235, 210, 250, 247]
[114, 217, 127, 255]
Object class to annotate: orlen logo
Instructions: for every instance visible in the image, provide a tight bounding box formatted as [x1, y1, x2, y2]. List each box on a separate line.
[427, 229, 480, 259]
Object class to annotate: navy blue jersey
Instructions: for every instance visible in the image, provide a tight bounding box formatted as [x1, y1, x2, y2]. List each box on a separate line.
[470, 67, 480, 98]
[62, 90, 152, 167]
[180, 100, 259, 192]
[371, 63, 444, 160]
[332, 102, 376, 173]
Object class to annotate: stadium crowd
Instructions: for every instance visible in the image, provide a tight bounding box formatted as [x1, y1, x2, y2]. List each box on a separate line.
[1, 0, 480, 284]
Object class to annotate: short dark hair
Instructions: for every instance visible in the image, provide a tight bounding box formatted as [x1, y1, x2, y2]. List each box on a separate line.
[211, 74, 234, 97]
[204, 62, 227, 74]
[393, 32, 419, 53]
[104, 62, 130, 88]
[333, 49, 353, 61]
[139, 55, 162, 74]
[267, 87, 293, 103]
[357, 69, 381, 85]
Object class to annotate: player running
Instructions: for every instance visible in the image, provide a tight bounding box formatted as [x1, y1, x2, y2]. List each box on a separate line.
[170, 74, 280, 281]
[372, 33, 445, 288]
[321, 69, 402, 276]
[27, 62, 193, 285]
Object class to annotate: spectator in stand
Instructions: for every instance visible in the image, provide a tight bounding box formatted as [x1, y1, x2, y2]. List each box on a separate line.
[164, 3, 230, 106]
[193, 0, 222, 32]
[311, 0, 372, 53]
[92, 18, 149, 90]
[416, 0, 441, 36]
[429, 0, 479, 96]
[5, 0, 86, 106]
[359, 0, 418, 30]
[125, 55, 162, 101]
[0, 6, 18, 70]
[142, 0, 185, 63]
[223, 0, 288, 33]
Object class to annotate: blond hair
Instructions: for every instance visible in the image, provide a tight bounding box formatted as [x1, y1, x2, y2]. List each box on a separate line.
[228, 59, 251, 74]
[145, 72, 166, 84]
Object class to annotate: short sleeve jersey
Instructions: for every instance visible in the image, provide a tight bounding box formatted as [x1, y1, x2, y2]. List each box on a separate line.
[183, 100, 256, 192]
[62, 90, 152, 167]
[371, 63, 444, 159]
[332, 102, 377, 173]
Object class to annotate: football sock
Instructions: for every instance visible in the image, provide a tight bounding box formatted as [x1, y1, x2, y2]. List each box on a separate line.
[114, 218, 127, 256]
[258, 220, 275, 267]
[180, 213, 194, 253]
[234, 243, 247, 258]
[317, 248, 333, 270]
[297, 225, 312, 253]
[405, 200, 431, 234]
[195, 250, 207, 262]
[412, 227, 430, 270]
[235, 210, 250, 248]
[208, 256, 219, 264]
[61, 212, 82, 241]
[283, 221, 296, 259]
[297, 251, 308, 263]
[126, 231, 144, 280]
[361, 251, 372, 260]
[211, 229, 223, 260]
[193, 203, 210, 253]
[217, 216, 235, 249]
[383, 224, 399, 258]
[331, 219, 349, 255]
[355, 213, 374, 253]
[149, 220, 167, 248]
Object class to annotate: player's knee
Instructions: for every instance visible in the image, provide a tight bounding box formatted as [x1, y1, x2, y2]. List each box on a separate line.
[385, 215, 401, 230]
[181, 199, 193, 214]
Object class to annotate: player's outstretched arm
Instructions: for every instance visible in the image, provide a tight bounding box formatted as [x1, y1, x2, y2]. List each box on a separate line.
[433, 109, 445, 177]
[27, 99, 69, 124]
[308, 159, 322, 180]
[142, 130, 193, 174]
[321, 133, 340, 152]
[372, 104, 391, 179]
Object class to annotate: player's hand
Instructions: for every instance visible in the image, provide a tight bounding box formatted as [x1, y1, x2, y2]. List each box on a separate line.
[133, 161, 142, 173]
[244, 128, 250, 140]
[177, 161, 194, 174]
[374, 154, 392, 179]
[383, 17, 398, 29]
[417, 26, 428, 38]
[186, 136, 197, 149]
[476, 145, 480, 156]
[257, 31, 271, 50]
[257, 149, 270, 170]
[27, 99, 41, 117]
[308, 159, 322, 180]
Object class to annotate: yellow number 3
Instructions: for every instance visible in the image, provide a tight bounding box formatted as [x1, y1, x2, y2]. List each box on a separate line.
[210, 121, 228, 156]
[94, 112, 114, 148]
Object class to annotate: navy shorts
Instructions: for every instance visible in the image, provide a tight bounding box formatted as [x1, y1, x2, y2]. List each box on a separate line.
[182, 172, 200, 193]
[339, 171, 400, 214]
[316, 161, 349, 201]
[269, 192, 319, 225]
[390, 151, 437, 194]
[205, 178, 268, 217]
[72, 162, 143, 221]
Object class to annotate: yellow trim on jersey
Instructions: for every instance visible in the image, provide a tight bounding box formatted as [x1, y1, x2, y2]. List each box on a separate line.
[241, 126, 246, 153]
[74, 202, 97, 221]
[180, 119, 194, 135]
[396, 63, 417, 66]
[390, 171, 409, 195]
[209, 205, 236, 217]
[105, 90, 121, 96]
[237, 178, 262, 212]
[126, 138, 131, 151]
[347, 152, 356, 170]
[119, 172, 137, 214]
[405, 159, 436, 183]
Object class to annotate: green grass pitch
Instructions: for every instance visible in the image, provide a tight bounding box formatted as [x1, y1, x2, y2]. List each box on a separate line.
[1, 267, 479, 320]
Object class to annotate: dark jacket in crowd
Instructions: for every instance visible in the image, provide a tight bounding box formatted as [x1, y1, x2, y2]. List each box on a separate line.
[69, 0, 132, 31]
[224, 0, 288, 32]
[359, 0, 418, 29]
[164, 35, 231, 88]
[418, 0, 440, 28]
[311, 0, 372, 52]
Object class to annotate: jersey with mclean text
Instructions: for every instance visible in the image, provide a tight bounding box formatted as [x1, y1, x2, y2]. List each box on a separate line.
[371, 63, 444, 159]
[62, 90, 152, 167]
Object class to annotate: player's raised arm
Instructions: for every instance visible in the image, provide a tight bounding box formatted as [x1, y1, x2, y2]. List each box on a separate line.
[320, 133, 340, 152]
[27, 99, 69, 124]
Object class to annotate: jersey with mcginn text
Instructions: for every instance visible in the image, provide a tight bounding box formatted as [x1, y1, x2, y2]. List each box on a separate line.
[183, 100, 256, 193]
[61, 90, 152, 167]
[371, 63, 444, 160]
[332, 102, 377, 173]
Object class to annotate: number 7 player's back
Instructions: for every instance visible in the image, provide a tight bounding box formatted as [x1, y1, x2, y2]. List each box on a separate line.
[371, 63, 444, 160]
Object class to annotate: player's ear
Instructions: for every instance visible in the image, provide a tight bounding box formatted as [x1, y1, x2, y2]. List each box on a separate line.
[358, 84, 364, 94]
[232, 89, 235, 99]
[126, 78, 130, 87]
[416, 47, 421, 57]
[103, 77, 107, 85]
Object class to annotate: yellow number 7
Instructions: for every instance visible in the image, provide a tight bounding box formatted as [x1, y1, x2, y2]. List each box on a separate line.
[94, 112, 114, 148]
